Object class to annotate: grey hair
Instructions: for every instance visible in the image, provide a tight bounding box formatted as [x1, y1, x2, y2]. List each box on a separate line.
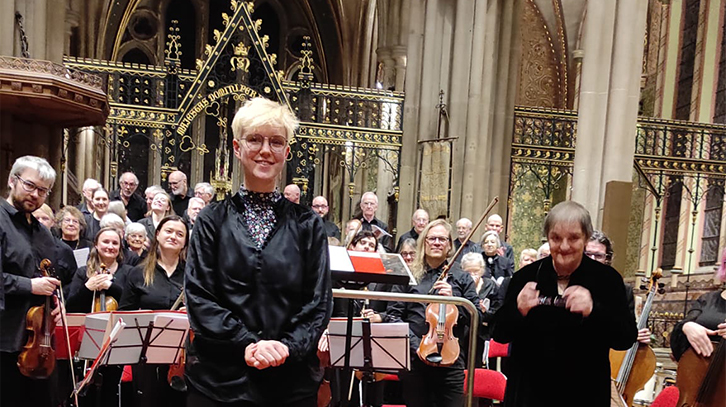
[543, 201, 593, 239]
[194, 182, 214, 195]
[82, 178, 100, 190]
[456, 218, 473, 229]
[107, 201, 127, 219]
[537, 242, 550, 259]
[145, 185, 164, 195]
[125, 222, 147, 238]
[461, 252, 485, 272]
[398, 238, 417, 253]
[188, 197, 205, 207]
[480, 230, 501, 247]
[100, 213, 125, 230]
[10, 156, 57, 187]
[119, 172, 139, 184]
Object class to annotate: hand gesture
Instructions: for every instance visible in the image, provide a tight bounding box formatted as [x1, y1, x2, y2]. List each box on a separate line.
[433, 281, 452, 297]
[245, 340, 289, 370]
[362, 309, 383, 323]
[637, 328, 651, 344]
[31, 276, 60, 296]
[85, 273, 112, 291]
[517, 282, 539, 316]
[563, 285, 593, 317]
[683, 321, 718, 357]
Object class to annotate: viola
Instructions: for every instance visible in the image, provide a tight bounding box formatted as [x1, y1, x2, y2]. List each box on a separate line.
[167, 290, 189, 391]
[92, 265, 118, 312]
[676, 338, 725, 407]
[417, 301, 460, 366]
[609, 268, 663, 406]
[17, 259, 57, 379]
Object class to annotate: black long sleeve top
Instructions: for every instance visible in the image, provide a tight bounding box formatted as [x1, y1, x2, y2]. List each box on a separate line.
[492, 256, 637, 407]
[0, 199, 58, 352]
[184, 193, 332, 404]
[670, 290, 726, 361]
[119, 263, 184, 311]
[66, 264, 134, 313]
[385, 261, 482, 370]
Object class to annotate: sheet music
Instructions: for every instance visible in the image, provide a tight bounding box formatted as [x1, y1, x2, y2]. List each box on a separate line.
[328, 319, 409, 370]
[73, 247, 89, 267]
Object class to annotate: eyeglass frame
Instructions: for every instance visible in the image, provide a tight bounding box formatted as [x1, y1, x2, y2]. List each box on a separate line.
[584, 251, 609, 261]
[14, 175, 51, 197]
[425, 236, 450, 244]
[241, 133, 289, 153]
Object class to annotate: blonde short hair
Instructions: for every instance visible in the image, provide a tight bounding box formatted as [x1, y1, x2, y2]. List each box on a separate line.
[231, 97, 299, 141]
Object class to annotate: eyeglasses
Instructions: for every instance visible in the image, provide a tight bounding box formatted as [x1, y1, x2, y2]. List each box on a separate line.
[62, 218, 80, 225]
[15, 175, 51, 197]
[120, 181, 137, 187]
[312, 204, 328, 209]
[400, 251, 416, 258]
[584, 251, 608, 261]
[425, 236, 449, 244]
[242, 134, 288, 153]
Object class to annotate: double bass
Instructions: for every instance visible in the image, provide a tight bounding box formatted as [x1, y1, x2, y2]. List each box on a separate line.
[609, 268, 663, 407]
[676, 336, 725, 406]
[17, 259, 57, 378]
[417, 197, 498, 366]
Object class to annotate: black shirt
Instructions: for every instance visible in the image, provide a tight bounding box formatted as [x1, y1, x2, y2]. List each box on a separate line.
[0, 199, 58, 351]
[84, 214, 101, 241]
[395, 228, 419, 252]
[453, 239, 481, 257]
[119, 262, 184, 311]
[66, 264, 135, 313]
[54, 237, 79, 299]
[359, 216, 392, 251]
[110, 189, 147, 222]
[323, 220, 341, 240]
[670, 290, 726, 360]
[61, 238, 93, 251]
[171, 193, 191, 217]
[386, 261, 482, 370]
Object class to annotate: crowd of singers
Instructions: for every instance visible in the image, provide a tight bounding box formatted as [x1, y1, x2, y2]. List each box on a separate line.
[1, 97, 725, 407]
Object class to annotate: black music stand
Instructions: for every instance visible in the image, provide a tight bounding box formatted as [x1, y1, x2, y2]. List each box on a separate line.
[328, 246, 413, 407]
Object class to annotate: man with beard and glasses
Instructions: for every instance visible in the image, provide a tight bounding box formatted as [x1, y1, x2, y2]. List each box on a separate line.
[0, 156, 64, 407]
[168, 170, 192, 216]
[110, 171, 146, 221]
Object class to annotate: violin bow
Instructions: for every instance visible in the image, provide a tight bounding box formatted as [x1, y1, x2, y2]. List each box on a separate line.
[427, 196, 499, 294]
[49, 264, 79, 407]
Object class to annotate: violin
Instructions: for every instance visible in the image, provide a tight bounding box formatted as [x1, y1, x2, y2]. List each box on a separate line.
[167, 290, 189, 391]
[91, 264, 118, 312]
[17, 259, 57, 378]
[676, 337, 725, 407]
[416, 197, 498, 366]
[609, 268, 663, 406]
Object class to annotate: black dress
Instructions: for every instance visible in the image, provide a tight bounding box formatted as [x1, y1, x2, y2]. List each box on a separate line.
[118, 262, 186, 407]
[492, 256, 637, 407]
[670, 290, 726, 361]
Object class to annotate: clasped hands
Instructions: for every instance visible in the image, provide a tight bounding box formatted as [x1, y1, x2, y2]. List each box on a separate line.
[517, 282, 593, 317]
[85, 273, 113, 291]
[245, 340, 289, 370]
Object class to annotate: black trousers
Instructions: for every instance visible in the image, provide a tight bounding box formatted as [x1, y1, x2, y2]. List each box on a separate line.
[187, 383, 317, 407]
[399, 360, 465, 407]
[0, 351, 56, 407]
[131, 364, 185, 407]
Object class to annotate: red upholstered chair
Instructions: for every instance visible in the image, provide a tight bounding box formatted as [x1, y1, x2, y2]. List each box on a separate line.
[483, 339, 510, 370]
[650, 386, 679, 407]
[464, 368, 507, 401]
[380, 374, 405, 407]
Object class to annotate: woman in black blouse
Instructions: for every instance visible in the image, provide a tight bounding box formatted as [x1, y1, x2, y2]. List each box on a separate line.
[480, 230, 514, 286]
[670, 253, 726, 360]
[119, 215, 188, 407]
[66, 227, 134, 406]
[55, 206, 92, 250]
[184, 97, 331, 407]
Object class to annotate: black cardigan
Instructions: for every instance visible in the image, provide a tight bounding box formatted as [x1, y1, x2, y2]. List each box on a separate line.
[184, 193, 332, 404]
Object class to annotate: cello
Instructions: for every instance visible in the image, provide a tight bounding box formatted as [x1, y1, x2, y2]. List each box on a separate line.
[609, 268, 663, 407]
[676, 337, 725, 406]
[18, 259, 57, 378]
[417, 197, 498, 366]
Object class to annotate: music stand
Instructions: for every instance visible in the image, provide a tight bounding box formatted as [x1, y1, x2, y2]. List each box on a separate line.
[328, 318, 409, 407]
[76, 311, 189, 406]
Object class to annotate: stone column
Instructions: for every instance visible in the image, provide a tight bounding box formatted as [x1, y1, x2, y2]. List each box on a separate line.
[572, 0, 648, 226]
